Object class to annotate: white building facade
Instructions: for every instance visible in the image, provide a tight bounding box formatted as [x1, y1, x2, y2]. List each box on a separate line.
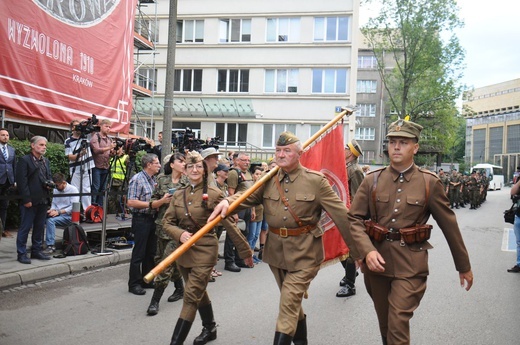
[136, 0, 360, 157]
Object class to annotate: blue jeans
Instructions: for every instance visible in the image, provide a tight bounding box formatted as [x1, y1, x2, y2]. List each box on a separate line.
[91, 167, 109, 206]
[45, 214, 72, 246]
[17, 203, 48, 256]
[514, 215, 520, 266]
[247, 221, 262, 250]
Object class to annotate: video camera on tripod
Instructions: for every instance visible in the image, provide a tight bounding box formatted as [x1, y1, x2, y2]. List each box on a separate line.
[173, 128, 221, 152]
[114, 137, 154, 157]
[74, 114, 100, 135]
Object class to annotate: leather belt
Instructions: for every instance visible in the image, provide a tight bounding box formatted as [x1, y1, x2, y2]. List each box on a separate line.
[386, 231, 401, 241]
[132, 212, 156, 218]
[269, 225, 315, 238]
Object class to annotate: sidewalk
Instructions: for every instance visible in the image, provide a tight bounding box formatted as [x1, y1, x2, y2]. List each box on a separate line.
[0, 214, 134, 290]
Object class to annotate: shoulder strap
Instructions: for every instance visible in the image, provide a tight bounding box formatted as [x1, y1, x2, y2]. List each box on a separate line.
[76, 224, 91, 251]
[370, 170, 382, 221]
[275, 176, 304, 227]
[183, 188, 203, 229]
[414, 172, 432, 224]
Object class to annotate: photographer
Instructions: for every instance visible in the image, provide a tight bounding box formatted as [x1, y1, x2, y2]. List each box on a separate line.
[90, 119, 116, 206]
[509, 181, 520, 273]
[64, 119, 95, 211]
[108, 143, 128, 214]
[16, 136, 53, 264]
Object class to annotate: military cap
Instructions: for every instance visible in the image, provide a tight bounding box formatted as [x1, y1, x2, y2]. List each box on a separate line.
[386, 118, 423, 141]
[346, 139, 363, 157]
[200, 147, 220, 159]
[214, 164, 229, 173]
[163, 153, 172, 165]
[277, 131, 300, 146]
[186, 151, 204, 164]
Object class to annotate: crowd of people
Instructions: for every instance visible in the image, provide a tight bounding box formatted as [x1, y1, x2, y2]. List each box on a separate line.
[0, 117, 479, 345]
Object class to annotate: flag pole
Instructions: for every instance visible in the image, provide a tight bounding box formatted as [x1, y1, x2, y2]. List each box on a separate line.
[144, 107, 354, 283]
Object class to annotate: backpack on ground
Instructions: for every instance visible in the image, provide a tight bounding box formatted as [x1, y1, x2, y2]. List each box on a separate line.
[62, 223, 90, 256]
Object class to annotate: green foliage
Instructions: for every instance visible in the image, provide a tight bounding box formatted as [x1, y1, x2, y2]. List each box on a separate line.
[6, 139, 69, 229]
[361, 0, 465, 159]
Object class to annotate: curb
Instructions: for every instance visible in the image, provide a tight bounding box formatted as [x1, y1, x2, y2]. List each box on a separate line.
[0, 249, 132, 290]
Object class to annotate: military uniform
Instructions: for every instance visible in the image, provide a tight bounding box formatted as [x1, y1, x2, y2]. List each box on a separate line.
[228, 163, 353, 336]
[467, 173, 480, 209]
[448, 172, 462, 208]
[347, 119, 472, 345]
[162, 183, 251, 322]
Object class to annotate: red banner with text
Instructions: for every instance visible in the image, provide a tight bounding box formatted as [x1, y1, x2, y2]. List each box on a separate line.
[0, 0, 135, 133]
[300, 125, 350, 263]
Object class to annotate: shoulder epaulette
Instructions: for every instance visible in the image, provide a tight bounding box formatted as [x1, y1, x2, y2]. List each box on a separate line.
[418, 167, 440, 180]
[366, 166, 386, 176]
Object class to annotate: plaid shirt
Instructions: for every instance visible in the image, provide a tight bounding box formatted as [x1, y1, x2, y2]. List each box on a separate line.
[127, 170, 156, 214]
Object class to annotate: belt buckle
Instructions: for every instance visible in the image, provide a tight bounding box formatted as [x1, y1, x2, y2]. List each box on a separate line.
[279, 227, 288, 238]
[385, 233, 393, 242]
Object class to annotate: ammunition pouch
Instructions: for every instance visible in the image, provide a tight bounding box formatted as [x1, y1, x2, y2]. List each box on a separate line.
[364, 220, 389, 242]
[399, 224, 432, 245]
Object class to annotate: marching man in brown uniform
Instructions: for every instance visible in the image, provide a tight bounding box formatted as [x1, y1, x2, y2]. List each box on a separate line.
[210, 132, 354, 345]
[347, 119, 474, 345]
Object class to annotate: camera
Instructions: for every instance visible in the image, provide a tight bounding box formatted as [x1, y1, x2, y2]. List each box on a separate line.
[203, 136, 221, 150]
[173, 128, 206, 152]
[115, 138, 153, 157]
[74, 114, 100, 135]
[44, 180, 56, 189]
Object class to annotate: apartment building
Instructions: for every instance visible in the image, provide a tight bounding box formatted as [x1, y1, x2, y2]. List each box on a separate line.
[135, 0, 360, 156]
[463, 78, 520, 180]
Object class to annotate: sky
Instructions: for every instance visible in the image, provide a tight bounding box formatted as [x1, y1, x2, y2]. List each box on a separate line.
[360, 0, 520, 89]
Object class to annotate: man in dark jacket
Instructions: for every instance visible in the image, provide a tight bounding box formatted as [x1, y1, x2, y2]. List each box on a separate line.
[0, 128, 16, 239]
[16, 136, 53, 264]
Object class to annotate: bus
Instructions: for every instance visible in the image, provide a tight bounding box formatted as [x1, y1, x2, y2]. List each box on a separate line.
[471, 163, 504, 190]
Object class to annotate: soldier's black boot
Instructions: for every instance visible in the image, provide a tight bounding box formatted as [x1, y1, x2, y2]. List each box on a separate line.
[273, 332, 293, 345]
[147, 285, 165, 316]
[170, 319, 192, 345]
[168, 278, 184, 302]
[381, 335, 388, 345]
[193, 303, 217, 345]
[293, 315, 308, 345]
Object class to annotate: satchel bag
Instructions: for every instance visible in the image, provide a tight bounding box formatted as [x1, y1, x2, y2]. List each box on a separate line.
[504, 202, 517, 224]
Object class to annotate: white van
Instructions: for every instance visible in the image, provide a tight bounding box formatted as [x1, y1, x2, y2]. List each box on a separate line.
[471, 163, 504, 190]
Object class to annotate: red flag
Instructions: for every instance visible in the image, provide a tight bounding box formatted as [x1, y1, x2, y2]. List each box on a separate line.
[300, 125, 350, 263]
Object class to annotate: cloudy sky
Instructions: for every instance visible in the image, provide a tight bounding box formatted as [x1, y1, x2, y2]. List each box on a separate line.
[360, 0, 520, 89]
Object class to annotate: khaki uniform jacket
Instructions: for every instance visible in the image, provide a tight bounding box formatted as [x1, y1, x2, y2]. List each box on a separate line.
[228, 164, 354, 271]
[347, 161, 364, 202]
[151, 174, 189, 239]
[162, 183, 251, 268]
[347, 165, 471, 277]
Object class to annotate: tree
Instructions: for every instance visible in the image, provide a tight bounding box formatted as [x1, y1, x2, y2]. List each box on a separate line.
[361, 0, 465, 154]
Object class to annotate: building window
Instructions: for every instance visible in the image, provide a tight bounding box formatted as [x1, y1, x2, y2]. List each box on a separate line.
[472, 128, 486, 162]
[357, 80, 377, 93]
[263, 124, 297, 148]
[218, 69, 249, 92]
[219, 19, 251, 43]
[266, 17, 300, 42]
[489, 126, 503, 159]
[359, 150, 375, 164]
[174, 69, 202, 92]
[358, 103, 376, 117]
[310, 124, 323, 136]
[176, 20, 204, 43]
[265, 69, 299, 93]
[358, 55, 377, 69]
[507, 124, 520, 153]
[216, 123, 248, 146]
[135, 68, 157, 92]
[312, 69, 348, 94]
[355, 127, 375, 141]
[314, 16, 350, 42]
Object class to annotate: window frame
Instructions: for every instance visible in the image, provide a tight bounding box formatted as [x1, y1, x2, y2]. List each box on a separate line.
[266, 17, 301, 43]
[312, 68, 348, 94]
[217, 69, 250, 93]
[314, 16, 350, 42]
[174, 69, 203, 92]
[263, 123, 297, 148]
[355, 127, 376, 141]
[176, 19, 204, 43]
[265, 69, 299, 93]
[219, 18, 251, 43]
[357, 80, 377, 94]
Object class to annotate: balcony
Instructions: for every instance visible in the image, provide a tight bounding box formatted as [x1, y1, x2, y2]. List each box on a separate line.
[134, 5, 157, 50]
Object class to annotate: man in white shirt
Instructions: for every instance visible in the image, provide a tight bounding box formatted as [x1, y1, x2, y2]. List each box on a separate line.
[44, 173, 80, 254]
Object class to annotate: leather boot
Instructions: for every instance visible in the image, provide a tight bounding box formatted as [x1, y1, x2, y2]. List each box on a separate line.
[170, 319, 192, 345]
[382, 335, 388, 345]
[293, 315, 307, 345]
[168, 279, 184, 302]
[147, 285, 165, 316]
[273, 331, 293, 345]
[193, 303, 217, 345]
